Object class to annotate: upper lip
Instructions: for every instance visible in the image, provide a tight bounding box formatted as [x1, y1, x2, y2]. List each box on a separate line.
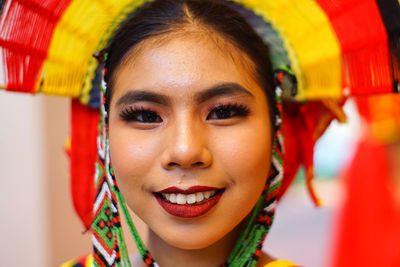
[156, 186, 221, 194]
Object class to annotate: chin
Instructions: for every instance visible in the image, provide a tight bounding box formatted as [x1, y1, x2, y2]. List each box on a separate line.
[151, 215, 240, 251]
[162, 232, 221, 250]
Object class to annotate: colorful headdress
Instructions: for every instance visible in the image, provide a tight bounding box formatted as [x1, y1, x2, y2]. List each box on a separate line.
[1, 0, 399, 266]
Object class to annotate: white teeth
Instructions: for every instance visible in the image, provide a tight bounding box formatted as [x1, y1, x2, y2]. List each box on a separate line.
[195, 192, 204, 202]
[187, 194, 196, 204]
[177, 194, 186, 204]
[169, 193, 177, 203]
[161, 190, 218, 205]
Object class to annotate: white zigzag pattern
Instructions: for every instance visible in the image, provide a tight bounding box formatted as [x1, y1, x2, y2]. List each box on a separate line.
[94, 162, 101, 185]
[105, 141, 115, 187]
[264, 132, 283, 213]
[270, 155, 283, 187]
[93, 182, 112, 213]
[93, 181, 118, 214]
[92, 234, 117, 265]
[265, 201, 277, 213]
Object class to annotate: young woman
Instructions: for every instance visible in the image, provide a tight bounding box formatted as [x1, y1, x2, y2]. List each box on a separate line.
[2, 0, 398, 266]
[66, 0, 296, 266]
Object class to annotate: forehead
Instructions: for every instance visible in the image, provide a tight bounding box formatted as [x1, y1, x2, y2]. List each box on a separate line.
[111, 33, 262, 101]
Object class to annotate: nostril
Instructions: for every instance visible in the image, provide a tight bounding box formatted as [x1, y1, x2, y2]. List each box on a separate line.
[192, 161, 204, 167]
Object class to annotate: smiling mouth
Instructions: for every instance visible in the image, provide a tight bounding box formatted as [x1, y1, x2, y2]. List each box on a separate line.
[154, 186, 225, 218]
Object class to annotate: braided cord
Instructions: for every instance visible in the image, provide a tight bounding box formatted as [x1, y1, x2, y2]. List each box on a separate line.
[226, 195, 264, 265]
[107, 173, 131, 267]
[116, 190, 148, 257]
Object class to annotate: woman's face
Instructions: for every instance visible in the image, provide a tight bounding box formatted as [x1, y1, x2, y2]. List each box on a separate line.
[108, 33, 272, 250]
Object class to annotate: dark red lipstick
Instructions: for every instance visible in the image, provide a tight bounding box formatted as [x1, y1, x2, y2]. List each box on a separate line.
[154, 186, 225, 218]
[157, 186, 218, 194]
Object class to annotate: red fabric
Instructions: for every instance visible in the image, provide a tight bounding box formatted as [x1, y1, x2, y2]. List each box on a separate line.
[333, 138, 400, 267]
[279, 101, 345, 205]
[0, 0, 72, 92]
[70, 99, 99, 228]
[316, 0, 393, 95]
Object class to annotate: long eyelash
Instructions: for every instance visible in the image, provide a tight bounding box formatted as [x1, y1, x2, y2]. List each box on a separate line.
[119, 106, 154, 121]
[210, 103, 251, 116]
[120, 106, 140, 121]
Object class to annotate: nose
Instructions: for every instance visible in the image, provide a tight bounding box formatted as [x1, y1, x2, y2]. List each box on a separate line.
[161, 117, 212, 170]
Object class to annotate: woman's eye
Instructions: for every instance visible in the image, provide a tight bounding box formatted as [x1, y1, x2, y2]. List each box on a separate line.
[206, 104, 250, 120]
[120, 107, 163, 123]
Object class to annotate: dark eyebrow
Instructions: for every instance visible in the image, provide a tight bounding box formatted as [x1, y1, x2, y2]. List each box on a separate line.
[116, 90, 170, 107]
[194, 83, 254, 104]
[115, 83, 253, 107]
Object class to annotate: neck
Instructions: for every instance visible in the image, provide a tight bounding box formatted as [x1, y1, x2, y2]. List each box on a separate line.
[145, 224, 243, 267]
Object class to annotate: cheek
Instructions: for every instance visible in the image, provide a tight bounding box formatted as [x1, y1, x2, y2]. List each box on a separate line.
[207, 119, 272, 236]
[109, 126, 162, 187]
[212, 120, 272, 190]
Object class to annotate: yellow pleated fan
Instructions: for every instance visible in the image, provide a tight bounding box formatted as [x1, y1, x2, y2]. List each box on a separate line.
[235, 0, 342, 100]
[37, 0, 149, 104]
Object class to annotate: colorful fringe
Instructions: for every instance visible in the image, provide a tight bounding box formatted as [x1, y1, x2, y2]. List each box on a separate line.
[1, 0, 399, 102]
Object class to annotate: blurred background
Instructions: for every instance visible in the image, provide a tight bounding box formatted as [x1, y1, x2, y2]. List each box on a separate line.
[0, 92, 364, 267]
[0, 93, 91, 267]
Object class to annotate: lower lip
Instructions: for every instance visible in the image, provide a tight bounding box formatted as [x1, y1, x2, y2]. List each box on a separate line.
[154, 191, 224, 218]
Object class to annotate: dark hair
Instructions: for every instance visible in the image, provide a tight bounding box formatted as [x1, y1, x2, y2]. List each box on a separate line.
[104, 0, 277, 128]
